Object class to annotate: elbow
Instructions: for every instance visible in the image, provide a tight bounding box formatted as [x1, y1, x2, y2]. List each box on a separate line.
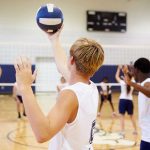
[37, 139, 45, 143]
[36, 135, 51, 143]
[115, 76, 118, 82]
[115, 74, 117, 79]
[36, 136, 46, 143]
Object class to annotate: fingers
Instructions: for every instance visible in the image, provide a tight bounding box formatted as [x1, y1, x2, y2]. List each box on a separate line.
[22, 57, 32, 69]
[118, 65, 122, 69]
[122, 65, 129, 74]
[55, 25, 63, 36]
[14, 62, 19, 72]
[46, 24, 64, 40]
[16, 57, 24, 70]
[123, 65, 128, 70]
[57, 24, 64, 33]
[14, 57, 32, 72]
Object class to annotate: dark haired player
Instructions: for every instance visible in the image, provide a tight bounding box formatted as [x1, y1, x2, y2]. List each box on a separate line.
[123, 58, 150, 150]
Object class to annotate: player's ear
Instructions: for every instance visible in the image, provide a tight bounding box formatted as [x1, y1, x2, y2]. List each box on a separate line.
[70, 56, 75, 65]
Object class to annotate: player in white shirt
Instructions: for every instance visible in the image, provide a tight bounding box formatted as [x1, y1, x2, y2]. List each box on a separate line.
[98, 77, 116, 117]
[115, 65, 137, 135]
[123, 58, 150, 150]
[12, 82, 26, 118]
[14, 26, 104, 150]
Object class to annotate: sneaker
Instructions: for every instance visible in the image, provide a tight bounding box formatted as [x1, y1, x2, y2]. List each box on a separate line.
[18, 114, 21, 119]
[18, 112, 21, 119]
[112, 112, 117, 117]
[23, 112, 26, 117]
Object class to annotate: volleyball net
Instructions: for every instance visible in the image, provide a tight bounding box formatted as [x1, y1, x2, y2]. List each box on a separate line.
[0, 82, 122, 94]
[0, 43, 149, 93]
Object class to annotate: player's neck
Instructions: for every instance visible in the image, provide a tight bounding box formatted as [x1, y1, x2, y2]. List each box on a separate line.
[139, 73, 150, 83]
[69, 71, 90, 85]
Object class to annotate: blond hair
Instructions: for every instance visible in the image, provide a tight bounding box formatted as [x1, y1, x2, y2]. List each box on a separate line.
[70, 38, 104, 77]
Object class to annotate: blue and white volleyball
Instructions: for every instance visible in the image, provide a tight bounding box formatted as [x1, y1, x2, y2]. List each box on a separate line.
[36, 4, 63, 33]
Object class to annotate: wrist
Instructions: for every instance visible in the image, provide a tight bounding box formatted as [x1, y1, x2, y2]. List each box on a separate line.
[129, 81, 134, 86]
[19, 85, 32, 93]
[51, 38, 60, 46]
[127, 80, 134, 86]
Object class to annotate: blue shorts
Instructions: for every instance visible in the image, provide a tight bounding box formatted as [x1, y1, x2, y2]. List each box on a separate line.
[140, 140, 150, 150]
[119, 99, 133, 115]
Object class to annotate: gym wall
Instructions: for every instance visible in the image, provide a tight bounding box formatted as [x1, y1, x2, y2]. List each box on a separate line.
[0, 0, 149, 64]
[0, 0, 149, 45]
[0, 0, 149, 92]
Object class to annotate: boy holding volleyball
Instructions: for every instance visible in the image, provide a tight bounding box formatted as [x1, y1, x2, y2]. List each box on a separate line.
[14, 27, 104, 149]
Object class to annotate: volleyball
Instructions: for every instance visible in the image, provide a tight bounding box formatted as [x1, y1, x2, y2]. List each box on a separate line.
[36, 4, 63, 33]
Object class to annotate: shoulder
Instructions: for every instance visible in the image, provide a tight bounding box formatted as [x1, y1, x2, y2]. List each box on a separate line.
[59, 89, 77, 98]
[144, 82, 150, 88]
[142, 78, 150, 87]
[57, 89, 78, 109]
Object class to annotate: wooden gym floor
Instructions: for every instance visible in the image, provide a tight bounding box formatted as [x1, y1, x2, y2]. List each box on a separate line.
[0, 92, 141, 150]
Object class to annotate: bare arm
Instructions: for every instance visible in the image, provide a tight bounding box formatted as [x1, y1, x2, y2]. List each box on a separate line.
[47, 28, 70, 81]
[14, 57, 78, 143]
[124, 74, 150, 98]
[130, 82, 150, 98]
[115, 66, 122, 83]
[19, 87, 77, 143]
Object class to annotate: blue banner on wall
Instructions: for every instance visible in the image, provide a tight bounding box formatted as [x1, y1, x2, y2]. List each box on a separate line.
[0, 65, 35, 94]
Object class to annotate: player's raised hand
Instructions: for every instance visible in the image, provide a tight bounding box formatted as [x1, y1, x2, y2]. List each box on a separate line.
[14, 57, 37, 88]
[122, 65, 129, 74]
[46, 25, 63, 42]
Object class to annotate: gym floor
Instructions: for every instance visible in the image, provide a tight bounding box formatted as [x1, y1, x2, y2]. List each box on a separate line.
[0, 92, 140, 150]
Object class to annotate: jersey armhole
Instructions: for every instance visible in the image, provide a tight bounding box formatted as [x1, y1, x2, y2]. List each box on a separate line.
[62, 88, 80, 127]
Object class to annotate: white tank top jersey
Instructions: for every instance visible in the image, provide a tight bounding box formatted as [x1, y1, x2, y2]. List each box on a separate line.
[138, 78, 150, 143]
[100, 82, 111, 94]
[119, 80, 134, 100]
[48, 81, 99, 150]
